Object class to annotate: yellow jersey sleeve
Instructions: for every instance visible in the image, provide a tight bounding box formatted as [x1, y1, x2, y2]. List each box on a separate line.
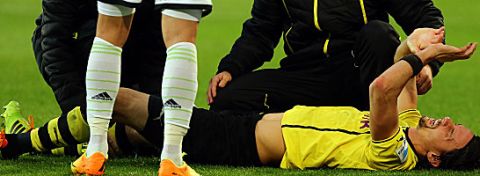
[365, 127, 418, 170]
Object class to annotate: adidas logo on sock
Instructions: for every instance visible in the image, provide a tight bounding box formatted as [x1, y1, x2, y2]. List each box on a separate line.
[164, 99, 181, 109]
[91, 92, 113, 101]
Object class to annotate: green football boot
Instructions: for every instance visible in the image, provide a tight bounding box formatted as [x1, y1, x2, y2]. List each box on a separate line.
[1, 101, 33, 134]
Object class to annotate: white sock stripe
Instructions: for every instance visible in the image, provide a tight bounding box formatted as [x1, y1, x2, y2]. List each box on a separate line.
[87, 109, 113, 112]
[92, 44, 122, 52]
[163, 70, 197, 77]
[88, 52, 121, 58]
[161, 86, 197, 93]
[90, 48, 121, 54]
[86, 85, 119, 92]
[86, 78, 120, 84]
[162, 96, 195, 102]
[93, 38, 122, 50]
[166, 42, 197, 53]
[163, 77, 197, 83]
[165, 117, 190, 123]
[87, 63, 121, 72]
[86, 73, 121, 83]
[87, 88, 118, 93]
[167, 50, 196, 57]
[168, 48, 197, 57]
[166, 55, 197, 63]
[87, 69, 121, 75]
[90, 48, 122, 55]
[164, 121, 190, 129]
[87, 100, 118, 109]
[87, 99, 115, 104]
[90, 50, 122, 56]
[163, 107, 193, 113]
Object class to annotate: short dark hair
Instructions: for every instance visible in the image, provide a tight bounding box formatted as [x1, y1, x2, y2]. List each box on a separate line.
[439, 136, 480, 169]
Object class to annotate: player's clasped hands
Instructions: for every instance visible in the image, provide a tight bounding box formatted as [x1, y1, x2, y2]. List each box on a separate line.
[408, 26, 476, 62]
[407, 27, 445, 53]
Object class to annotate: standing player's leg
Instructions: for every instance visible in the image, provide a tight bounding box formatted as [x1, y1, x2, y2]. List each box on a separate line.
[160, 12, 200, 168]
[73, 1, 135, 175]
[153, 1, 211, 173]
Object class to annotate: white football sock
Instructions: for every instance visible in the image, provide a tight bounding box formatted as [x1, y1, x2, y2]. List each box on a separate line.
[161, 42, 198, 166]
[85, 37, 122, 157]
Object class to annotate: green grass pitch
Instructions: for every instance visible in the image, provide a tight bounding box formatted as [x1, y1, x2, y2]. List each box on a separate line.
[1, 0, 480, 175]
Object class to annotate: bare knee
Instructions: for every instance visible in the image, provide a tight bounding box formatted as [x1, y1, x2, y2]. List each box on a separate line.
[162, 15, 198, 47]
[96, 14, 134, 47]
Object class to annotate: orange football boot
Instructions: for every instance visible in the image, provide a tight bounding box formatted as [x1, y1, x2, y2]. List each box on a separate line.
[71, 152, 107, 176]
[158, 159, 200, 176]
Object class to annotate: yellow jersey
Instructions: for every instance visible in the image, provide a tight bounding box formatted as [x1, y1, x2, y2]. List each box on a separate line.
[280, 106, 422, 170]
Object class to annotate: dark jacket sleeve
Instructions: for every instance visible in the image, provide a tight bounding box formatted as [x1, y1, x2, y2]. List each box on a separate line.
[384, 0, 444, 76]
[32, 0, 96, 113]
[216, 0, 286, 78]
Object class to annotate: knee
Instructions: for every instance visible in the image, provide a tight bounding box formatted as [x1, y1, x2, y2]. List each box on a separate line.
[96, 14, 133, 47]
[358, 20, 400, 45]
[162, 15, 198, 47]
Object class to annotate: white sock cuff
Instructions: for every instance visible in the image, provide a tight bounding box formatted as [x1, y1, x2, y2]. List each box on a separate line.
[97, 1, 135, 17]
[93, 37, 123, 51]
[167, 42, 196, 53]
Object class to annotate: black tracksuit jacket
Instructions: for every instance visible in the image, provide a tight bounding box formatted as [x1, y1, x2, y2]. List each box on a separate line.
[217, 0, 444, 78]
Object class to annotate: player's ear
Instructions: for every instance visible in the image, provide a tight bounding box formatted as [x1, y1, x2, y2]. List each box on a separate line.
[427, 152, 442, 167]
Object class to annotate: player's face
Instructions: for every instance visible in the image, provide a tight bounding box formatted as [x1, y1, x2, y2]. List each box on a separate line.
[418, 116, 474, 153]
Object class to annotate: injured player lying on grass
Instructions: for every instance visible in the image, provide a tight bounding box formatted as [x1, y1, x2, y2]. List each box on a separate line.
[1, 35, 479, 170]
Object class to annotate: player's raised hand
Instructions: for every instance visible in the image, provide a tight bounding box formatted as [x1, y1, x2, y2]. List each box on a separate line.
[407, 27, 445, 53]
[207, 71, 232, 104]
[433, 42, 477, 62]
[417, 43, 477, 64]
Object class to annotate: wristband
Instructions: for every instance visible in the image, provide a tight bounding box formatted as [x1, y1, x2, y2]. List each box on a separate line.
[401, 54, 424, 76]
